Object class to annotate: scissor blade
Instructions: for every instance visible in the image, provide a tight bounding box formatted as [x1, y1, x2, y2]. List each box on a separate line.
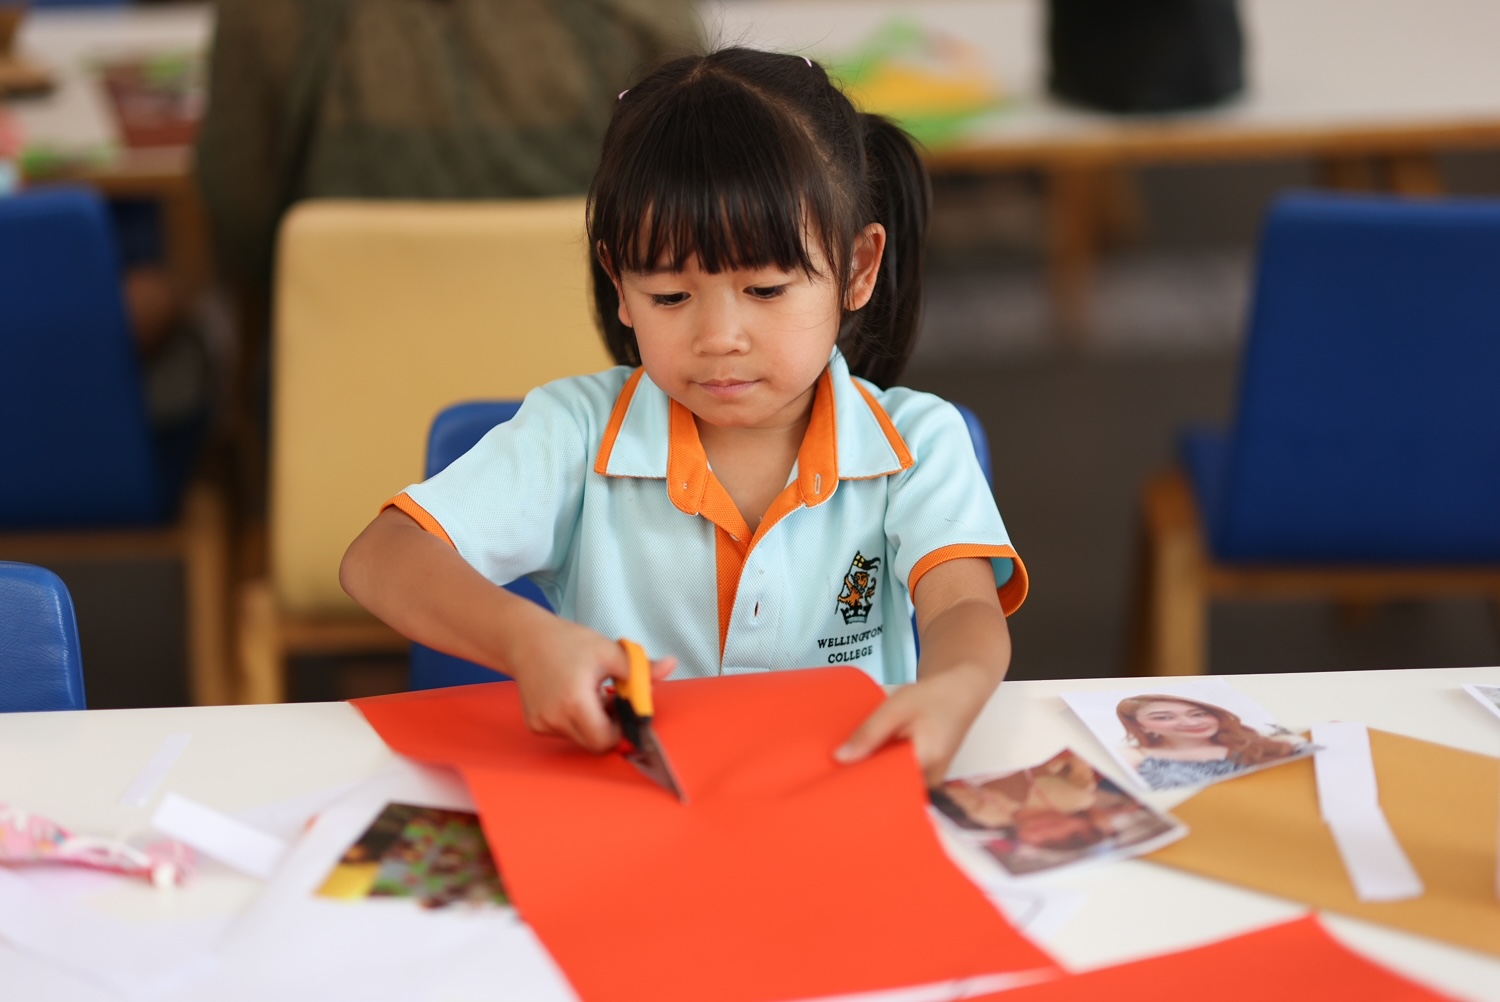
[623, 724, 689, 804]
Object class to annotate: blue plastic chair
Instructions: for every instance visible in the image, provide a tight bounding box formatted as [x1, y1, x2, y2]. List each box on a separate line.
[0, 562, 86, 712]
[410, 399, 996, 690]
[0, 188, 200, 527]
[1140, 192, 1500, 675]
[0, 188, 231, 704]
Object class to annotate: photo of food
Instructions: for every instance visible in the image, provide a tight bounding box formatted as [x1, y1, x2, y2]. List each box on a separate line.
[317, 802, 509, 910]
[931, 749, 1186, 878]
[1062, 679, 1317, 792]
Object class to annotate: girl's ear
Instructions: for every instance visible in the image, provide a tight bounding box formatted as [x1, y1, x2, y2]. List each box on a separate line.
[597, 242, 634, 328]
[845, 223, 887, 311]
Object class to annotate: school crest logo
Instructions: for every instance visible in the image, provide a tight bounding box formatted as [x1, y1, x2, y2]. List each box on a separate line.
[836, 552, 881, 624]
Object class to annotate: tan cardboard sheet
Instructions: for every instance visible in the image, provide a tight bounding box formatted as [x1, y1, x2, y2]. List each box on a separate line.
[1148, 729, 1500, 957]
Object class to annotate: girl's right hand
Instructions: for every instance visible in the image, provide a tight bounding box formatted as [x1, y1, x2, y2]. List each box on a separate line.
[507, 618, 677, 753]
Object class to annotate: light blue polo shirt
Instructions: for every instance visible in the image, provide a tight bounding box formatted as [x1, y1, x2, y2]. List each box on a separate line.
[393, 349, 1027, 685]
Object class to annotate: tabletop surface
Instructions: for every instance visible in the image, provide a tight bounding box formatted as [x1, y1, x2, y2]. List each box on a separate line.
[11, 4, 208, 169]
[2, 664, 1498, 1000]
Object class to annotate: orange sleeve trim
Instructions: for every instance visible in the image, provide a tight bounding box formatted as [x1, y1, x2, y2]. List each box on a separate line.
[909, 544, 1028, 617]
[594, 367, 646, 476]
[852, 381, 915, 470]
[384, 493, 457, 549]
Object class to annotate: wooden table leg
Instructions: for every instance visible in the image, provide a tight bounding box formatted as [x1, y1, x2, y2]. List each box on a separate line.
[1047, 164, 1103, 346]
[1382, 152, 1445, 195]
[1318, 151, 1445, 196]
[1097, 166, 1146, 249]
[1316, 155, 1380, 191]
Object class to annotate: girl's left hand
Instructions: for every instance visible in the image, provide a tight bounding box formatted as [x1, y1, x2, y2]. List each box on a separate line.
[833, 663, 996, 787]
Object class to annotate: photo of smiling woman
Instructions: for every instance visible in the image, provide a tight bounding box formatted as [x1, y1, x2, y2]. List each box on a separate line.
[1116, 694, 1306, 791]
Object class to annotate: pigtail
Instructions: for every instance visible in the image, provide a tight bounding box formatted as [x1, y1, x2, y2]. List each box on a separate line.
[843, 114, 932, 388]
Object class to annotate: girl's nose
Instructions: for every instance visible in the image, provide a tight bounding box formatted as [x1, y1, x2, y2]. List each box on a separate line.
[692, 294, 751, 354]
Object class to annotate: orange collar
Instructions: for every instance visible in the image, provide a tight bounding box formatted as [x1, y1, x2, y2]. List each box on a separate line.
[594, 350, 914, 516]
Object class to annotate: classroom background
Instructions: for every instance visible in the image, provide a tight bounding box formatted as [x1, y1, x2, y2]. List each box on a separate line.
[4, 0, 1499, 710]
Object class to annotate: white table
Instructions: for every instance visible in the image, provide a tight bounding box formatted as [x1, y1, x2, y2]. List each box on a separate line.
[2, 665, 1498, 1000]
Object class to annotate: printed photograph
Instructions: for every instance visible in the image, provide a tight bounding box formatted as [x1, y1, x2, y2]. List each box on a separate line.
[931, 749, 1186, 878]
[317, 802, 509, 910]
[1061, 678, 1317, 793]
[1463, 684, 1500, 723]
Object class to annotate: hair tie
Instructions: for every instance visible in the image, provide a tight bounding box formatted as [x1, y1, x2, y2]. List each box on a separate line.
[802, 56, 812, 68]
[618, 89, 629, 100]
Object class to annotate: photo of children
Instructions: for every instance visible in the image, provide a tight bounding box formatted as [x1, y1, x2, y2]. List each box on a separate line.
[1061, 679, 1316, 793]
[317, 802, 509, 910]
[1463, 683, 1500, 723]
[931, 749, 1185, 878]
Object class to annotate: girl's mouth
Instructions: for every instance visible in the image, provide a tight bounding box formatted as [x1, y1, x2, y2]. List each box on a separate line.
[697, 379, 757, 398]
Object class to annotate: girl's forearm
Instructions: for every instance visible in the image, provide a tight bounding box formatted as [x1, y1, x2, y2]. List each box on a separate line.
[339, 508, 550, 678]
[915, 596, 1011, 696]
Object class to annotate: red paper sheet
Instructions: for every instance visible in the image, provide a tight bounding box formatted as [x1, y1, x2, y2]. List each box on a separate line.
[969, 915, 1457, 1002]
[354, 668, 1057, 1002]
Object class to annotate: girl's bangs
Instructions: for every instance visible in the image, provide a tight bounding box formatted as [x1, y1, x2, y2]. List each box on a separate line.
[596, 85, 839, 278]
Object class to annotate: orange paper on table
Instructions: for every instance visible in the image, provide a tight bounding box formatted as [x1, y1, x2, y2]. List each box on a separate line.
[1148, 729, 1500, 957]
[354, 668, 1057, 1002]
[967, 915, 1458, 1001]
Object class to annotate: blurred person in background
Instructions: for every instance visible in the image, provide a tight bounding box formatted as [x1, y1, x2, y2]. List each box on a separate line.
[195, 0, 698, 487]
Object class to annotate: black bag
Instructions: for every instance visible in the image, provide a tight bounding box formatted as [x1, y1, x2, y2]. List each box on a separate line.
[1047, 0, 1245, 114]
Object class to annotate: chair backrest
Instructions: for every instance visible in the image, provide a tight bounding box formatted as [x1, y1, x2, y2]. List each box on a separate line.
[0, 188, 164, 528]
[410, 401, 533, 690]
[409, 397, 996, 690]
[1217, 193, 1500, 562]
[271, 197, 613, 616]
[0, 561, 86, 712]
[953, 402, 993, 488]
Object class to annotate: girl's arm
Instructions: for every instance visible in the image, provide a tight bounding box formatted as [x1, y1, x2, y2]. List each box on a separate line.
[835, 558, 1010, 785]
[340, 507, 673, 751]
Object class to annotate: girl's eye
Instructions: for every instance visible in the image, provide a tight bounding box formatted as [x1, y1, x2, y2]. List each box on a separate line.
[747, 285, 787, 300]
[650, 292, 688, 307]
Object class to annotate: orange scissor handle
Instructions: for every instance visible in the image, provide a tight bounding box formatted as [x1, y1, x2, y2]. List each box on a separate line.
[615, 638, 653, 719]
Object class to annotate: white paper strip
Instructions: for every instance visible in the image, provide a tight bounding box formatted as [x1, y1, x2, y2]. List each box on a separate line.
[118, 733, 192, 808]
[1312, 721, 1424, 902]
[151, 793, 288, 880]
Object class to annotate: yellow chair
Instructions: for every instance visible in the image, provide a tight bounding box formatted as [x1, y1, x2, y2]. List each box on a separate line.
[237, 197, 612, 703]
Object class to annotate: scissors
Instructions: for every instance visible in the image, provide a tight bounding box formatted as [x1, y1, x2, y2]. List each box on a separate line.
[612, 639, 689, 804]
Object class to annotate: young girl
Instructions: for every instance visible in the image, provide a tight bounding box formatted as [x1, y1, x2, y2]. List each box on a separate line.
[340, 47, 1028, 784]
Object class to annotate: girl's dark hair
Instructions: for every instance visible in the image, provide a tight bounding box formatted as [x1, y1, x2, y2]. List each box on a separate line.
[587, 47, 932, 387]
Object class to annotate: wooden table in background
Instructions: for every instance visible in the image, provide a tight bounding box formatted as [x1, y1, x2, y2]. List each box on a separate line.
[14, 0, 1500, 339]
[716, 0, 1500, 340]
[9, 4, 212, 297]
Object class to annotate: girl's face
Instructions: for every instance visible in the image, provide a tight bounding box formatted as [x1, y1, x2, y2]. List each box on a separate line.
[613, 225, 884, 432]
[1133, 701, 1221, 744]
